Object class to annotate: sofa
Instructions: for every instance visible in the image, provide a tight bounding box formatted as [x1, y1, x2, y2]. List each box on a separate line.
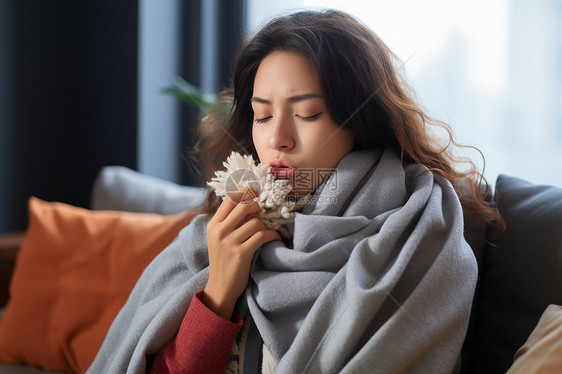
[0, 166, 560, 373]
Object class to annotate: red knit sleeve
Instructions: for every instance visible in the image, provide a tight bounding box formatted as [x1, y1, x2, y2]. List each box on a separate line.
[149, 290, 244, 374]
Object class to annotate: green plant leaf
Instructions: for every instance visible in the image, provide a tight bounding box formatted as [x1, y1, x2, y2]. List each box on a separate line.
[162, 77, 216, 111]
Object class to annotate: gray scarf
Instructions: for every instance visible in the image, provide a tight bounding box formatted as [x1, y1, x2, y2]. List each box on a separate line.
[88, 148, 477, 374]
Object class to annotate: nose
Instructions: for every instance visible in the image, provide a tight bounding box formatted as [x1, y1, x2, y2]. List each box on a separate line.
[269, 113, 295, 151]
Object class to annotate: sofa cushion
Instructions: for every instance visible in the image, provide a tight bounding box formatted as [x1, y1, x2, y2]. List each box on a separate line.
[470, 175, 562, 373]
[0, 198, 197, 373]
[91, 165, 206, 214]
[506, 304, 562, 373]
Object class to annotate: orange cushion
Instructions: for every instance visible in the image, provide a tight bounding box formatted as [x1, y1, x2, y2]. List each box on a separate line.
[0, 197, 197, 373]
[506, 304, 562, 373]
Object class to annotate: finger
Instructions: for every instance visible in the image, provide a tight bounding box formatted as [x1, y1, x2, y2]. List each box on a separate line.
[229, 217, 266, 244]
[211, 187, 258, 224]
[221, 200, 262, 234]
[211, 195, 239, 223]
[208, 217, 265, 264]
[227, 186, 259, 205]
[242, 229, 281, 252]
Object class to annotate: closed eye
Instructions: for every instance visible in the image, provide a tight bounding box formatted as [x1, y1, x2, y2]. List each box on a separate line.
[296, 113, 321, 122]
[254, 116, 272, 124]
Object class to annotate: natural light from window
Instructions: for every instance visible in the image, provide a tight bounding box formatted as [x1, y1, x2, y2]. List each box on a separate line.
[246, 0, 562, 187]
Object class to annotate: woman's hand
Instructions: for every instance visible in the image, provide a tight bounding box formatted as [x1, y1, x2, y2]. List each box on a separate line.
[203, 190, 281, 320]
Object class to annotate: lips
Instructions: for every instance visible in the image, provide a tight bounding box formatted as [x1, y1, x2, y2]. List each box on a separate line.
[269, 159, 296, 180]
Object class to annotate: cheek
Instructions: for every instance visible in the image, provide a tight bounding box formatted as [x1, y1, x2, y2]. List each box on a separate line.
[312, 127, 354, 166]
[307, 125, 340, 150]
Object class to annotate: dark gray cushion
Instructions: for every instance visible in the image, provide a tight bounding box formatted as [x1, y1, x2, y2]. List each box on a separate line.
[470, 175, 562, 374]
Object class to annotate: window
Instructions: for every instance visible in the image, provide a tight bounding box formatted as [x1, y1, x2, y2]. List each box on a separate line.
[246, 0, 562, 186]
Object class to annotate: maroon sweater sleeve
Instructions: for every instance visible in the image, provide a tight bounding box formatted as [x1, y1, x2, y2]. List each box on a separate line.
[149, 290, 244, 374]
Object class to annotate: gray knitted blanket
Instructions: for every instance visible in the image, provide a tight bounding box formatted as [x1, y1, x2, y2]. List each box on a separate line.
[87, 148, 477, 374]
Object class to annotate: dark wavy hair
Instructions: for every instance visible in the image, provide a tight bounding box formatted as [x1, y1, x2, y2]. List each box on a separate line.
[193, 9, 504, 234]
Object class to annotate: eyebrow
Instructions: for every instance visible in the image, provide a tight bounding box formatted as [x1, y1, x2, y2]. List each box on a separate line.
[251, 93, 323, 104]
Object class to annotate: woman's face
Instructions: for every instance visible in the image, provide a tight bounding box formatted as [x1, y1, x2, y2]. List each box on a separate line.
[251, 51, 354, 194]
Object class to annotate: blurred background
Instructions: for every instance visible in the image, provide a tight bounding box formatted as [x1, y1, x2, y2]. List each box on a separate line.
[1, 0, 561, 233]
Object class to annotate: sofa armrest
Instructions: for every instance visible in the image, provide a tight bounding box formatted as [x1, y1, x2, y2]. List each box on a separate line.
[0, 231, 25, 307]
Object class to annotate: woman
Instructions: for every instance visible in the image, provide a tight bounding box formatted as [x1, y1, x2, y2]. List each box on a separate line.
[88, 9, 501, 374]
